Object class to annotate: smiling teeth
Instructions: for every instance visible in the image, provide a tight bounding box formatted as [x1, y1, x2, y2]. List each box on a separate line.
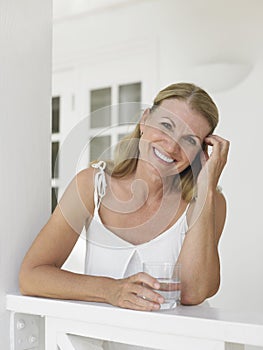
[154, 148, 174, 163]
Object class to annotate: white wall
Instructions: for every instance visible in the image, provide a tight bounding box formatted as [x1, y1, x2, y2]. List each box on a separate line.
[53, 0, 263, 316]
[0, 0, 52, 348]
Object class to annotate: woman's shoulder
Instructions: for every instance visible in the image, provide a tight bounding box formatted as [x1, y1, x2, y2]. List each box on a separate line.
[71, 167, 97, 210]
[74, 166, 96, 189]
[76, 166, 96, 181]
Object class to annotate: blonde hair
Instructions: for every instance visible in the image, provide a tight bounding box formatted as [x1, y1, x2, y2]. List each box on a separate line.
[101, 83, 219, 202]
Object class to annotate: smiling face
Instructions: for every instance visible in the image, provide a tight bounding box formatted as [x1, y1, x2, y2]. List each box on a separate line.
[139, 98, 212, 177]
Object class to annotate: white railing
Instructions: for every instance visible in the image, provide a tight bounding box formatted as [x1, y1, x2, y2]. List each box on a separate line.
[6, 293, 263, 350]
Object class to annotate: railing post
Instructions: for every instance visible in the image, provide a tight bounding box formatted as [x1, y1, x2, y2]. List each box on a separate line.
[45, 317, 58, 350]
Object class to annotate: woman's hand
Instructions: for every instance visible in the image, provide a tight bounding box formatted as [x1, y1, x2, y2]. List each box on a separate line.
[197, 134, 230, 193]
[107, 272, 164, 311]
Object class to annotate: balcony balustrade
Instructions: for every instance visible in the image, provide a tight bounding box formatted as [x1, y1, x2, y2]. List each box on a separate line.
[6, 293, 263, 350]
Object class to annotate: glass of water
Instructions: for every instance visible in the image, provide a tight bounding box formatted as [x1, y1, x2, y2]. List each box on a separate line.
[143, 262, 181, 310]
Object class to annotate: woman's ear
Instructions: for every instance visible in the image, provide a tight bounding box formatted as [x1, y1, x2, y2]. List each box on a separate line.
[140, 108, 150, 134]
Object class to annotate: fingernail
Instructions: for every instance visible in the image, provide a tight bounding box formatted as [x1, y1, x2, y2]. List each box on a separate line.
[154, 282, 160, 289]
[158, 297, 164, 303]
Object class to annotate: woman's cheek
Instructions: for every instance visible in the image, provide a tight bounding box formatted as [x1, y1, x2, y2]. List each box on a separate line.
[181, 149, 193, 164]
[187, 148, 202, 163]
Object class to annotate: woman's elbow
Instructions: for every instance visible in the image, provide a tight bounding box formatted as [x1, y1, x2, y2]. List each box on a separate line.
[181, 293, 207, 306]
[19, 266, 35, 296]
[181, 283, 220, 306]
[19, 270, 28, 295]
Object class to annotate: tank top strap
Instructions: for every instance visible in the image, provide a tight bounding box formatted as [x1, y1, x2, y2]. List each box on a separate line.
[91, 161, 107, 211]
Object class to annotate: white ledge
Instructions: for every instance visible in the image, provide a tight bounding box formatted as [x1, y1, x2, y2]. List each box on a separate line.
[6, 293, 263, 348]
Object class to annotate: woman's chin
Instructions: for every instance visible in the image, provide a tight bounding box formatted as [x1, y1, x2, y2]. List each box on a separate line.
[139, 159, 181, 179]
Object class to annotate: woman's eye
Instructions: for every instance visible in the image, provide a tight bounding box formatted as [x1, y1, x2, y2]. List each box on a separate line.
[161, 122, 172, 130]
[185, 136, 197, 146]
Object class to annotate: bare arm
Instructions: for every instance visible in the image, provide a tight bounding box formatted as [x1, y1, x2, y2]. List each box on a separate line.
[19, 168, 163, 311]
[178, 135, 230, 305]
[19, 168, 103, 300]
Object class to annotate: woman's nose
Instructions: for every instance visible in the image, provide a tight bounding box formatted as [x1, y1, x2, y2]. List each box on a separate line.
[163, 134, 181, 154]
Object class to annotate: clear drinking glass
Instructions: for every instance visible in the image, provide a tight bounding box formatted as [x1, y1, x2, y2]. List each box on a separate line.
[143, 262, 181, 310]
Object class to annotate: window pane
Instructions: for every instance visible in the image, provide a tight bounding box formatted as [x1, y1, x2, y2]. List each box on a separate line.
[52, 96, 60, 133]
[52, 141, 59, 178]
[90, 88, 111, 128]
[51, 187, 58, 213]
[90, 136, 111, 162]
[118, 82, 141, 124]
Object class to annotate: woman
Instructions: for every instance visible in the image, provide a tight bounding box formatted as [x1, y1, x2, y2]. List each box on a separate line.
[19, 82, 229, 312]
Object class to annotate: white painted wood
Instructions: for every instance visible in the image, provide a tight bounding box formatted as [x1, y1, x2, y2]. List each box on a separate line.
[10, 312, 45, 350]
[67, 334, 104, 350]
[6, 294, 263, 349]
[57, 332, 76, 350]
[225, 343, 245, 350]
[45, 317, 59, 350]
[44, 316, 225, 350]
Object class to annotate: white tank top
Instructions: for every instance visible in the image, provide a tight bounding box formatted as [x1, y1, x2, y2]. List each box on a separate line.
[85, 161, 188, 278]
[83, 162, 196, 350]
